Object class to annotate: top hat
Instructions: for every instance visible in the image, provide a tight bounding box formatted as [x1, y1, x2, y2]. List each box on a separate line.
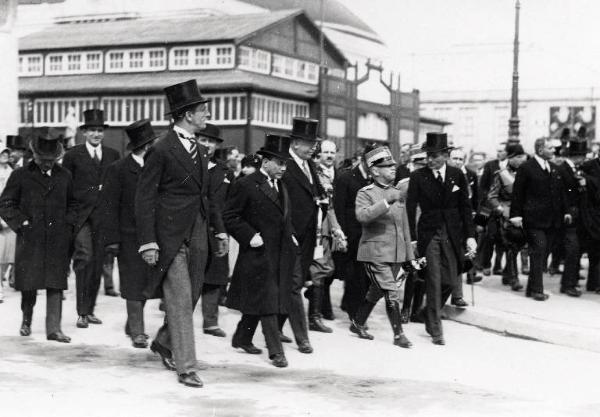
[80, 109, 109, 129]
[197, 123, 224, 143]
[257, 134, 291, 160]
[560, 127, 571, 140]
[365, 146, 396, 168]
[30, 127, 64, 159]
[6, 135, 27, 150]
[213, 147, 230, 161]
[164, 79, 210, 115]
[241, 153, 262, 169]
[422, 132, 452, 153]
[505, 143, 525, 159]
[577, 126, 588, 140]
[125, 119, 159, 151]
[566, 139, 588, 156]
[289, 117, 321, 142]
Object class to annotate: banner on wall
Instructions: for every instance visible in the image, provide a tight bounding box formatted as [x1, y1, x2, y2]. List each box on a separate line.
[549, 106, 595, 140]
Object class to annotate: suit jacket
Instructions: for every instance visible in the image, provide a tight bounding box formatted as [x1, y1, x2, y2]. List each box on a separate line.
[556, 162, 582, 222]
[333, 165, 371, 250]
[223, 171, 295, 315]
[478, 159, 501, 207]
[406, 165, 476, 261]
[61, 144, 120, 229]
[510, 158, 566, 229]
[579, 158, 600, 240]
[394, 164, 411, 183]
[464, 167, 479, 212]
[355, 182, 414, 263]
[135, 129, 210, 298]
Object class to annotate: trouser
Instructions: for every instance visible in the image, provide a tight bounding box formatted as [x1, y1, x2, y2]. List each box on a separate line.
[586, 241, 600, 291]
[549, 228, 565, 270]
[102, 252, 116, 291]
[526, 228, 556, 295]
[234, 314, 283, 358]
[561, 227, 580, 290]
[21, 289, 63, 335]
[340, 245, 371, 318]
[308, 238, 334, 319]
[126, 299, 146, 337]
[154, 214, 208, 375]
[201, 283, 221, 329]
[279, 256, 309, 345]
[477, 216, 504, 270]
[402, 270, 425, 316]
[73, 220, 104, 316]
[502, 248, 519, 283]
[424, 226, 457, 337]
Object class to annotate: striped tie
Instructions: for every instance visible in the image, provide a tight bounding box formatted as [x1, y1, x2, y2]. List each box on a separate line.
[178, 132, 198, 162]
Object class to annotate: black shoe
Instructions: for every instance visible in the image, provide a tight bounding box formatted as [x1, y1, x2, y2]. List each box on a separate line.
[466, 275, 483, 284]
[482, 268, 491, 276]
[20, 323, 31, 336]
[203, 328, 226, 337]
[47, 331, 71, 343]
[321, 311, 335, 321]
[492, 267, 503, 275]
[501, 276, 511, 285]
[279, 332, 292, 343]
[432, 335, 445, 345]
[400, 310, 410, 324]
[178, 372, 203, 388]
[105, 288, 120, 297]
[393, 333, 412, 348]
[271, 353, 288, 368]
[232, 340, 263, 354]
[560, 287, 582, 297]
[451, 298, 468, 308]
[150, 340, 176, 371]
[349, 320, 374, 340]
[548, 266, 561, 276]
[132, 334, 148, 349]
[76, 315, 88, 328]
[410, 310, 425, 323]
[530, 292, 549, 301]
[309, 317, 333, 333]
[87, 314, 102, 325]
[298, 340, 313, 354]
[511, 280, 523, 291]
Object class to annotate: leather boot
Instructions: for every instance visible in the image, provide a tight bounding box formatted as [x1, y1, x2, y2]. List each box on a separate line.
[349, 300, 375, 339]
[308, 286, 332, 333]
[386, 301, 412, 348]
[20, 309, 33, 336]
[321, 284, 334, 320]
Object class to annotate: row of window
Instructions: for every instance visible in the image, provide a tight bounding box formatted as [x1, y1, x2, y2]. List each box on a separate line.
[18, 94, 308, 129]
[238, 46, 319, 85]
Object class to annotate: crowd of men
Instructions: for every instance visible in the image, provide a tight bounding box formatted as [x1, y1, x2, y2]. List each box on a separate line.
[1, 78, 599, 389]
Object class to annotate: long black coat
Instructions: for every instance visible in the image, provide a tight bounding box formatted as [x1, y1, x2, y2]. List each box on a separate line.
[0, 162, 78, 291]
[223, 171, 296, 315]
[333, 165, 370, 252]
[205, 160, 234, 285]
[406, 165, 476, 261]
[510, 158, 566, 229]
[102, 155, 152, 300]
[61, 144, 120, 229]
[555, 162, 581, 222]
[580, 158, 600, 241]
[135, 130, 210, 299]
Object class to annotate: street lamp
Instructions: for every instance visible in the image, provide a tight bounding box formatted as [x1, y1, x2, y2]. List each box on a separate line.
[508, 0, 521, 143]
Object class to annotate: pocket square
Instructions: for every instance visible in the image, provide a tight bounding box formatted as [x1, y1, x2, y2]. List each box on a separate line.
[452, 185, 460, 192]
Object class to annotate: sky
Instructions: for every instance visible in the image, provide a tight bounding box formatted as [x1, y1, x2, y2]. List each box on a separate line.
[342, 0, 600, 93]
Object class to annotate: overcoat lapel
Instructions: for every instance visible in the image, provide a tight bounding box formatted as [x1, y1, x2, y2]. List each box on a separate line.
[287, 160, 314, 195]
[126, 154, 142, 175]
[256, 175, 283, 211]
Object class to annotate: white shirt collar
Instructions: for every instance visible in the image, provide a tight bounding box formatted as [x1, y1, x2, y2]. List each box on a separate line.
[289, 147, 306, 169]
[260, 167, 277, 188]
[131, 153, 144, 167]
[533, 154, 549, 171]
[499, 159, 508, 169]
[430, 163, 447, 181]
[173, 125, 195, 153]
[85, 141, 101, 159]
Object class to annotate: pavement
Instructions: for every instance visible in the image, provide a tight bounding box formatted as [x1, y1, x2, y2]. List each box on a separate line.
[445, 261, 600, 353]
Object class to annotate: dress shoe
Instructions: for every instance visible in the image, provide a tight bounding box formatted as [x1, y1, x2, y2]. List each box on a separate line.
[76, 315, 88, 328]
[501, 276, 511, 285]
[529, 292, 549, 301]
[521, 266, 530, 275]
[178, 372, 203, 388]
[321, 311, 335, 321]
[309, 318, 333, 333]
[47, 331, 71, 343]
[87, 314, 102, 325]
[203, 328, 226, 337]
[482, 268, 491, 276]
[511, 280, 523, 291]
[132, 334, 148, 349]
[232, 340, 263, 354]
[297, 340, 313, 354]
[150, 340, 176, 371]
[451, 298, 468, 308]
[492, 267, 503, 276]
[105, 288, 120, 297]
[393, 333, 412, 348]
[400, 310, 410, 324]
[271, 353, 288, 368]
[560, 287, 582, 297]
[279, 332, 292, 343]
[349, 320, 374, 340]
[548, 266, 561, 276]
[410, 312, 425, 323]
[20, 323, 31, 336]
[466, 275, 483, 284]
[432, 335, 445, 345]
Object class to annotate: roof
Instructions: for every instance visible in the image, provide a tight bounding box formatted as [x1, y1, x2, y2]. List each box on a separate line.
[19, 9, 302, 51]
[18, 69, 319, 99]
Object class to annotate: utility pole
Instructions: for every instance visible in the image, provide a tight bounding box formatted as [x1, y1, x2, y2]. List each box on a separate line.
[508, 0, 521, 142]
[0, 0, 19, 148]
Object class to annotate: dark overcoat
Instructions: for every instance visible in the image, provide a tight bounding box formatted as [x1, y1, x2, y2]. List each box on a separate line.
[205, 160, 234, 285]
[135, 130, 210, 299]
[406, 165, 476, 262]
[102, 155, 152, 300]
[333, 165, 371, 252]
[223, 171, 296, 315]
[580, 158, 600, 241]
[0, 162, 78, 291]
[61, 144, 120, 229]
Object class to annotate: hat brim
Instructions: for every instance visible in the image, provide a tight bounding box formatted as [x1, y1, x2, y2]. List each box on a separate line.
[256, 149, 290, 160]
[422, 145, 453, 153]
[126, 135, 160, 151]
[373, 160, 397, 168]
[197, 131, 224, 143]
[80, 123, 110, 129]
[289, 134, 323, 142]
[30, 141, 64, 160]
[165, 97, 211, 116]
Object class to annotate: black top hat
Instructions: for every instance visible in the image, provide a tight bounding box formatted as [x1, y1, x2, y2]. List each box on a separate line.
[560, 127, 571, 140]
[80, 109, 109, 129]
[164, 79, 210, 115]
[566, 139, 588, 156]
[197, 123, 223, 143]
[577, 126, 588, 140]
[6, 135, 27, 150]
[257, 134, 291, 160]
[289, 117, 321, 142]
[31, 127, 64, 159]
[125, 119, 159, 151]
[422, 132, 452, 153]
[241, 153, 262, 169]
[505, 143, 525, 159]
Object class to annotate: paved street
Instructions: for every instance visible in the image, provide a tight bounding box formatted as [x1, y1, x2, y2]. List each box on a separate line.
[0, 274, 598, 417]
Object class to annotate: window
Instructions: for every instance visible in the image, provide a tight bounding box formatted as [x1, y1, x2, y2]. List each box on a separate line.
[194, 48, 210, 66]
[251, 94, 309, 128]
[205, 93, 247, 125]
[170, 44, 235, 70]
[22, 98, 99, 126]
[108, 52, 124, 70]
[43, 51, 103, 75]
[48, 55, 64, 73]
[18, 54, 43, 76]
[107, 48, 167, 72]
[172, 48, 189, 67]
[129, 51, 144, 69]
[271, 53, 319, 85]
[67, 54, 81, 71]
[237, 46, 270, 74]
[216, 47, 233, 66]
[86, 52, 102, 71]
[149, 50, 165, 68]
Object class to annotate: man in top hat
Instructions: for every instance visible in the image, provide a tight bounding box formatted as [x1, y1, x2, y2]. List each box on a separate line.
[196, 123, 232, 338]
[0, 127, 78, 343]
[280, 117, 326, 353]
[223, 134, 297, 368]
[554, 139, 588, 297]
[135, 79, 211, 388]
[510, 137, 567, 301]
[406, 133, 477, 345]
[350, 146, 414, 348]
[102, 119, 159, 348]
[6, 135, 29, 169]
[62, 109, 120, 328]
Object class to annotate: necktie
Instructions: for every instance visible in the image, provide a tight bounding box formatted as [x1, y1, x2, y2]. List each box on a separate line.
[436, 171, 443, 183]
[93, 148, 100, 165]
[177, 132, 198, 162]
[270, 178, 279, 193]
[302, 162, 313, 184]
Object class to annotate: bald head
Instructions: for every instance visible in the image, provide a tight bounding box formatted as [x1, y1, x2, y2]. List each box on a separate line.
[319, 139, 337, 168]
